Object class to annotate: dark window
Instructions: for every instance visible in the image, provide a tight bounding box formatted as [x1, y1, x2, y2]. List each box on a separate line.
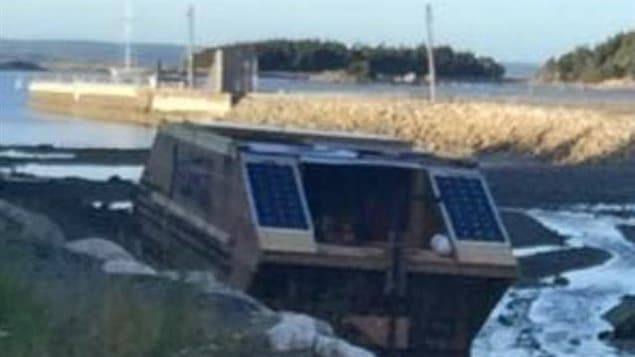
[301, 164, 412, 244]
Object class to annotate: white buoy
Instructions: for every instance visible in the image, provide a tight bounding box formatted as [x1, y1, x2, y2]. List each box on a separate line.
[431, 234, 453, 256]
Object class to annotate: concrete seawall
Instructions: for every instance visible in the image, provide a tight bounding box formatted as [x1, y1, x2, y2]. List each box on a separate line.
[151, 89, 232, 115]
[29, 81, 233, 124]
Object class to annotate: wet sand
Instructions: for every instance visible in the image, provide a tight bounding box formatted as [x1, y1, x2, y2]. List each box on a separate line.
[485, 163, 635, 208]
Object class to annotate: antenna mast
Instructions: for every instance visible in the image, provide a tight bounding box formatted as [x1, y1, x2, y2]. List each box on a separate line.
[124, 0, 133, 70]
[425, 4, 437, 102]
[187, 4, 196, 88]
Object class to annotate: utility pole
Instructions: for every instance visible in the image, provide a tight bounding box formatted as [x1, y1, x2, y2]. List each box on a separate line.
[124, 0, 133, 71]
[425, 4, 437, 102]
[187, 4, 196, 88]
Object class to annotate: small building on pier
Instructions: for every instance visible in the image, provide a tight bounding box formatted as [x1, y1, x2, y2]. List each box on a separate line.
[195, 44, 258, 96]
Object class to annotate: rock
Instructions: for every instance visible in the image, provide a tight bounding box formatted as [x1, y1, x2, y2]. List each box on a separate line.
[314, 336, 375, 357]
[267, 312, 375, 357]
[553, 275, 570, 287]
[0, 199, 65, 245]
[161, 271, 272, 315]
[0, 230, 369, 356]
[65, 238, 157, 277]
[179, 271, 227, 293]
[102, 259, 157, 276]
[497, 314, 514, 327]
[268, 313, 329, 351]
[598, 330, 613, 340]
[65, 238, 135, 262]
[603, 295, 635, 341]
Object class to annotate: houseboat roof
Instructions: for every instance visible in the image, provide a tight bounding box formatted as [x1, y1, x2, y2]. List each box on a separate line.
[172, 121, 477, 168]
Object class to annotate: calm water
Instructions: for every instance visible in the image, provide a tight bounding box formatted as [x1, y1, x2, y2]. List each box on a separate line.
[1, 70, 633, 149]
[259, 77, 635, 105]
[0, 71, 155, 148]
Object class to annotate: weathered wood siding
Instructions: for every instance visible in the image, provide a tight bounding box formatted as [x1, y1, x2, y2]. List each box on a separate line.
[138, 130, 261, 288]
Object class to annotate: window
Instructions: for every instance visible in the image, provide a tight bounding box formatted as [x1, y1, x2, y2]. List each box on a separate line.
[301, 164, 413, 245]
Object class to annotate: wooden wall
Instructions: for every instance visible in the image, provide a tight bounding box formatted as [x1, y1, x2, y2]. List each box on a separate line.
[137, 130, 261, 289]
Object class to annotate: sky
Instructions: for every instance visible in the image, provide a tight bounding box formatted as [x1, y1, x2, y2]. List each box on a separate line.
[1, 0, 634, 63]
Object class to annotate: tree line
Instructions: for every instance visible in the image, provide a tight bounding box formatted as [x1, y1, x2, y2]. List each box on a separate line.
[195, 39, 505, 81]
[539, 31, 635, 83]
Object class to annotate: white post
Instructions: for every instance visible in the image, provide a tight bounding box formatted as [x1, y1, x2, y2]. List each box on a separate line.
[124, 0, 133, 71]
[187, 4, 196, 88]
[253, 54, 259, 92]
[425, 4, 437, 102]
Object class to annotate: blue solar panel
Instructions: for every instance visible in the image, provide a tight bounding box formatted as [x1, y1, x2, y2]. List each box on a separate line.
[434, 175, 506, 243]
[246, 162, 309, 230]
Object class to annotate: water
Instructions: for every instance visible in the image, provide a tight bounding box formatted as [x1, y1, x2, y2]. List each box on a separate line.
[475, 206, 635, 357]
[0, 71, 155, 148]
[259, 77, 635, 105]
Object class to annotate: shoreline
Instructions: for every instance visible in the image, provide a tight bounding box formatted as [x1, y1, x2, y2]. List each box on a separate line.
[534, 78, 635, 91]
[260, 70, 525, 85]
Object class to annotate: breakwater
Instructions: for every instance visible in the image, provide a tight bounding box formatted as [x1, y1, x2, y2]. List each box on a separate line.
[29, 81, 233, 124]
[224, 94, 635, 164]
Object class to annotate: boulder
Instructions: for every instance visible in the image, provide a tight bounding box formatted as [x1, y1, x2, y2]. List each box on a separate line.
[268, 312, 375, 357]
[603, 295, 635, 341]
[0, 199, 65, 245]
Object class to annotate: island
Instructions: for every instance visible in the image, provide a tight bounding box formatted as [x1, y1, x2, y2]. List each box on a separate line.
[195, 39, 506, 82]
[538, 31, 635, 85]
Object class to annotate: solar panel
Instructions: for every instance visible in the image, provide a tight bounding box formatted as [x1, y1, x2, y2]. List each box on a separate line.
[246, 162, 309, 230]
[433, 175, 506, 243]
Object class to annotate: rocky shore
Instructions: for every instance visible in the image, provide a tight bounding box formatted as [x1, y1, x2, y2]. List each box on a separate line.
[0, 153, 374, 357]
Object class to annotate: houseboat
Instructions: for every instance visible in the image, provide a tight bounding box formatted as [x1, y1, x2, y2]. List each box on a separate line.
[136, 121, 517, 356]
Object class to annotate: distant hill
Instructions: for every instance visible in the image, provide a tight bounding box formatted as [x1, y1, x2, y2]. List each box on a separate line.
[196, 39, 506, 81]
[538, 31, 635, 83]
[0, 39, 185, 69]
